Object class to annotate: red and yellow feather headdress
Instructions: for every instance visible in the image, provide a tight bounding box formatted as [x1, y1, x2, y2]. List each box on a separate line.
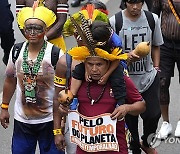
[63, 4, 109, 37]
[67, 13, 128, 61]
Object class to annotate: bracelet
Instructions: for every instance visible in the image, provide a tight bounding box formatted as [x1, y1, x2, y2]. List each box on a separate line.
[54, 76, 66, 87]
[154, 66, 161, 72]
[53, 128, 62, 135]
[1, 103, 9, 110]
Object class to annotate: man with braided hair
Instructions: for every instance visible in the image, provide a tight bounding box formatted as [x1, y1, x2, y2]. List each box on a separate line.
[16, 0, 68, 52]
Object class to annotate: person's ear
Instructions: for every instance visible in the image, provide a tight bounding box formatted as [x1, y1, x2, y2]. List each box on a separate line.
[23, 26, 26, 33]
[44, 26, 48, 32]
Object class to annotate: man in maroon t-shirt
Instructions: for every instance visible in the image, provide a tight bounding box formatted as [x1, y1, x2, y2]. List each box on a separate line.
[55, 56, 146, 153]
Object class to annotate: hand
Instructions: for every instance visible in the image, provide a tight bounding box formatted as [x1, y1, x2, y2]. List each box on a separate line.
[0, 109, 10, 129]
[58, 104, 69, 117]
[98, 74, 109, 85]
[110, 105, 129, 120]
[154, 66, 161, 73]
[85, 72, 92, 82]
[127, 50, 140, 63]
[54, 134, 66, 151]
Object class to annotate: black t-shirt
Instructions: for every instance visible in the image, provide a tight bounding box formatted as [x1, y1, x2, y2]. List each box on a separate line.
[72, 62, 126, 105]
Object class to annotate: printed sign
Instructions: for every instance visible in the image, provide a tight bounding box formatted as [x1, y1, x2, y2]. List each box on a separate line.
[68, 111, 119, 152]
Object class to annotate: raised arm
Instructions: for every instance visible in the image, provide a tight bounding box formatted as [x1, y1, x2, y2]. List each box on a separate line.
[46, 0, 68, 40]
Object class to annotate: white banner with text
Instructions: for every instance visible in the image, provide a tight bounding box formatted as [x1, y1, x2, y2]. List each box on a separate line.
[68, 111, 119, 152]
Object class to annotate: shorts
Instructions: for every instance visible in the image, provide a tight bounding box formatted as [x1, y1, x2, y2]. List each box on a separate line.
[12, 119, 64, 154]
[160, 37, 180, 82]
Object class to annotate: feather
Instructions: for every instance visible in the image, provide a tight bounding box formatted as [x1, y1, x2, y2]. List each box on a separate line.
[69, 13, 96, 56]
[68, 46, 90, 60]
[92, 10, 109, 23]
[95, 48, 128, 61]
[86, 4, 95, 19]
[68, 46, 128, 61]
[111, 48, 122, 56]
[33, 0, 39, 12]
[79, 13, 96, 55]
[81, 10, 89, 19]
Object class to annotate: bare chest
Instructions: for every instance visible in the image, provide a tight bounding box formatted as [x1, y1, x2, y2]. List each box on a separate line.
[25, 0, 57, 11]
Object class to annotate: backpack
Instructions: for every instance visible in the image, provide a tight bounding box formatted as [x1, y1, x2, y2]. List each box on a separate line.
[12, 42, 60, 69]
[114, 10, 155, 37]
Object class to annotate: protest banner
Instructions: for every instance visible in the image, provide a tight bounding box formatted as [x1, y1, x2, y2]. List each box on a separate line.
[68, 111, 119, 152]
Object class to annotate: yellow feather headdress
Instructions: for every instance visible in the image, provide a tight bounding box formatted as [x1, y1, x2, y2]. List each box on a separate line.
[67, 11, 127, 61]
[68, 46, 128, 61]
[65, 4, 127, 62]
[17, 6, 56, 29]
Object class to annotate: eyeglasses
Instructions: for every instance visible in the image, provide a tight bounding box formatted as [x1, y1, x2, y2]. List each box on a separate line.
[24, 24, 45, 35]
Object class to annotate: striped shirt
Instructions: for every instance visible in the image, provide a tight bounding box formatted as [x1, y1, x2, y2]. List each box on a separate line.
[151, 0, 180, 41]
[16, 0, 69, 15]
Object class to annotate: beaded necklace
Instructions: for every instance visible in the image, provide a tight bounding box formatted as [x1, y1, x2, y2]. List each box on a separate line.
[22, 42, 47, 104]
[87, 82, 106, 105]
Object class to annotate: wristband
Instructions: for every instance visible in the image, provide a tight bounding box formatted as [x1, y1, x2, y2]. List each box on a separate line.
[53, 128, 62, 135]
[54, 76, 66, 87]
[1, 103, 9, 110]
[154, 66, 161, 72]
[57, 4, 69, 14]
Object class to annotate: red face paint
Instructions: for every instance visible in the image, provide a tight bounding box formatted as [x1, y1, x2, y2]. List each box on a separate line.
[37, 32, 45, 39]
[25, 32, 45, 40]
[24, 24, 46, 40]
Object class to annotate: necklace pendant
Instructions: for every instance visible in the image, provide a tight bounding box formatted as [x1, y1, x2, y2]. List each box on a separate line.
[91, 99, 95, 105]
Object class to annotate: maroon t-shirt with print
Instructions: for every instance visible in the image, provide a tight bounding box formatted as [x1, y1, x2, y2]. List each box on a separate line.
[76, 75, 143, 154]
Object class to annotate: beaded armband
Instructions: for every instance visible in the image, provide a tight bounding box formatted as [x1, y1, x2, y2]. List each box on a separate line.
[1, 103, 9, 110]
[16, 4, 25, 14]
[57, 4, 69, 14]
[53, 129, 62, 135]
[54, 76, 66, 88]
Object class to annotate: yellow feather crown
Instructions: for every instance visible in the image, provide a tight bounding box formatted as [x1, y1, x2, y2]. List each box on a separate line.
[17, 6, 56, 29]
[68, 46, 128, 61]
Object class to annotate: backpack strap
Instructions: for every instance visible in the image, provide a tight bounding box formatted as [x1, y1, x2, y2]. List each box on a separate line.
[12, 43, 60, 69]
[144, 10, 155, 37]
[115, 11, 123, 35]
[65, 53, 72, 88]
[12, 42, 24, 64]
[51, 45, 60, 69]
[115, 10, 155, 38]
